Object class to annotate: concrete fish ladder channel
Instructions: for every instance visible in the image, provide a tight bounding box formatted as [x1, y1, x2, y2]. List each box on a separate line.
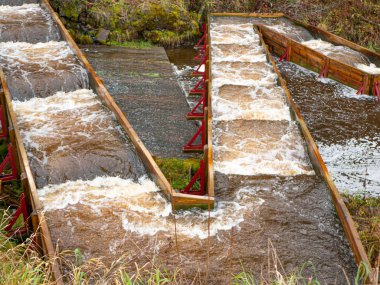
[208, 14, 375, 283]
[0, 0, 210, 283]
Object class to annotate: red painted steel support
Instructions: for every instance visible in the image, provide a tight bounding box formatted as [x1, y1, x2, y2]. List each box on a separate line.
[318, 62, 328, 78]
[356, 81, 366, 95]
[0, 105, 7, 139]
[5, 193, 28, 236]
[200, 23, 206, 34]
[183, 119, 205, 152]
[0, 143, 18, 182]
[373, 81, 380, 100]
[190, 74, 206, 95]
[191, 57, 207, 77]
[181, 160, 205, 195]
[195, 33, 207, 49]
[279, 46, 290, 62]
[187, 93, 206, 119]
[194, 45, 207, 61]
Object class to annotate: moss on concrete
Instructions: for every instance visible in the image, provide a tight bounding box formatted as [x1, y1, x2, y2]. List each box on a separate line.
[155, 157, 200, 190]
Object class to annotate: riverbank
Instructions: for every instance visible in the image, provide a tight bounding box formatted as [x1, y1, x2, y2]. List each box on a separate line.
[51, 0, 379, 52]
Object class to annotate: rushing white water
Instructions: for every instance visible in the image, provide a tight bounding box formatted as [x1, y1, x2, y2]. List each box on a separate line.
[301, 39, 372, 67]
[318, 138, 380, 196]
[356, 63, 380, 75]
[38, 175, 264, 239]
[0, 41, 89, 99]
[210, 22, 313, 176]
[0, 4, 60, 42]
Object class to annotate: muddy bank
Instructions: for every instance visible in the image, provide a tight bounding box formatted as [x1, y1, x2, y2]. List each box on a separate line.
[82, 45, 197, 158]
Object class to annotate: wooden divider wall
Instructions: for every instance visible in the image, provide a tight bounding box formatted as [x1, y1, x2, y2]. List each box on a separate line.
[258, 25, 376, 95]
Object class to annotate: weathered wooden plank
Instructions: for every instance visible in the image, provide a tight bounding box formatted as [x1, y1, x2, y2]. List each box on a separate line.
[260, 25, 372, 92]
[285, 15, 380, 66]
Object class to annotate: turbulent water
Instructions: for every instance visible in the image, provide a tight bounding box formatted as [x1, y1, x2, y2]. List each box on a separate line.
[0, 4, 60, 42]
[0, 41, 89, 100]
[210, 22, 313, 176]
[278, 61, 380, 196]
[13, 89, 146, 188]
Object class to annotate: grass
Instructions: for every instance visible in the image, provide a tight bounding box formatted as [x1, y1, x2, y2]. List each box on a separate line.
[343, 193, 380, 267]
[0, 208, 375, 284]
[106, 40, 154, 49]
[155, 157, 200, 190]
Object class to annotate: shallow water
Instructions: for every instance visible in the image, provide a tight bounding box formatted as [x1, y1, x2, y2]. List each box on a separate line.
[0, 41, 88, 101]
[0, 4, 60, 43]
[278, 61, 380, 196]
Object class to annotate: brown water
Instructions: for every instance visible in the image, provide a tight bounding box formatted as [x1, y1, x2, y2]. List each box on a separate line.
[0, 4, 60, 43]
[0, 41, 89, 101]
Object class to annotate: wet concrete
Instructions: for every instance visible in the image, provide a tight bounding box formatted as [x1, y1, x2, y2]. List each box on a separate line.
[82, 45, 198, 158]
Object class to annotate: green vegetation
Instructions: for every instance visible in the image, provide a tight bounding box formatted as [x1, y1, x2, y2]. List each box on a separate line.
[155, 157, 200, 190]
[52, 0, 379, 51]
[343, 193, 380, 267]
[51, 0, 201, 46]
[107, 40, 154, 49]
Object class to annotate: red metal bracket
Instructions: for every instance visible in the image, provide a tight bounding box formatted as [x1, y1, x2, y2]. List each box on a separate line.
[190, 74, 206, 96]
[200, 23, 206, 34]
[195, 33, 207, 49]
[356, 81, 366, 95]
[191, 57, 207, 77]
[373, 81, 380, 100]
[0, 105, 7, 139]
[0, 143, 18, 182]
[5, 193, 28, 236]
[183, 119, 205, 152]
[318, 61, 328, 78]
[181, 160, 205, 195]
[194, 45, 207, 61]
[279, 46, 290, 62]
[187, 93, 206, 119]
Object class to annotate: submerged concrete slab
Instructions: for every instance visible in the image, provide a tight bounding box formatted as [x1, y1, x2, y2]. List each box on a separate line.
[82, 45, 198, 158]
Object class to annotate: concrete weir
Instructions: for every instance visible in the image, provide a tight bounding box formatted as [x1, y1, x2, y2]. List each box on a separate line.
[0, 0, 376, 283]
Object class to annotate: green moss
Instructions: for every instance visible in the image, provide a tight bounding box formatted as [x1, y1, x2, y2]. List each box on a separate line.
[107, 40, 154, 49]
[156, 157, 200, 190]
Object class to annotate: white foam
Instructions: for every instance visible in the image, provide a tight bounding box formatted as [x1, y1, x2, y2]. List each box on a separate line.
[302, 39, 371, 66]
[318, 138, 380, 196]
[0, 41, 74, 65]
[0, 4, 41, 15]
[210, 23, 259, 45]
[210, 21, 314, 177]
[13, 89, 114, 165]
[39, 176, 263, 239]
[356, 63, 380, 75]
